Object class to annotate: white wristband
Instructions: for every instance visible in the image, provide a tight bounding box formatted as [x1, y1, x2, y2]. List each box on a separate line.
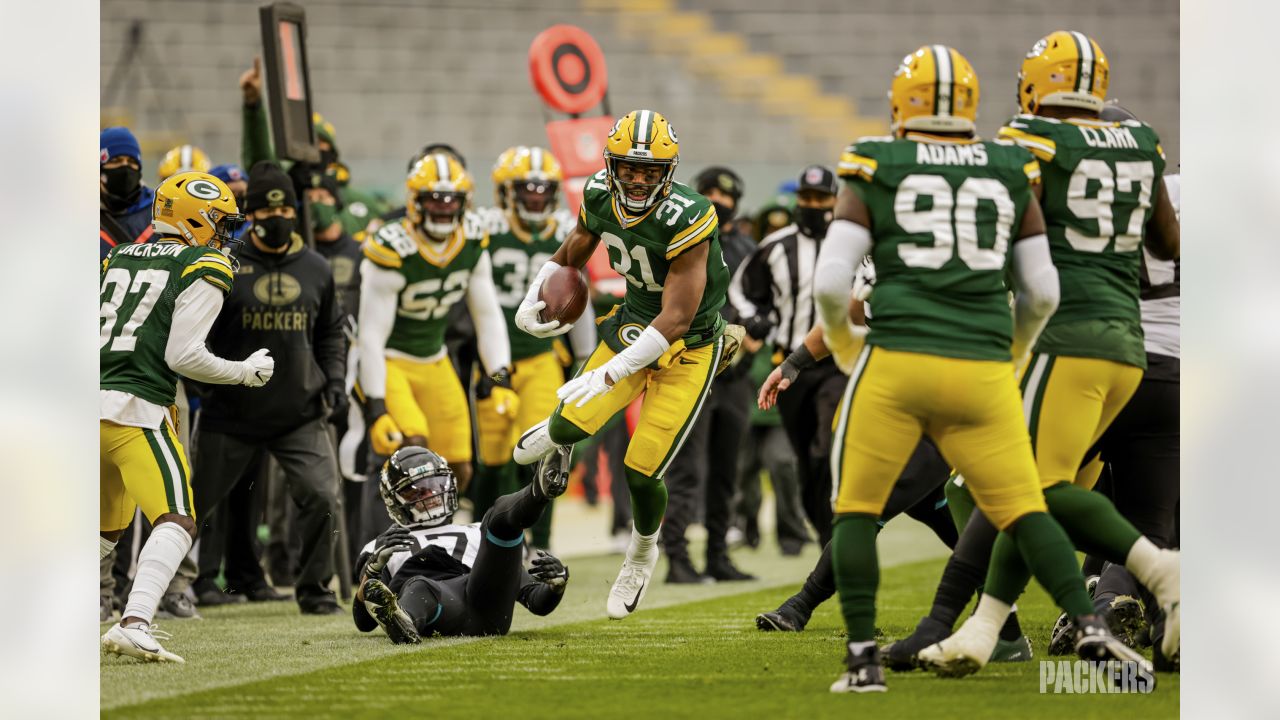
[602, 326, 670, 381]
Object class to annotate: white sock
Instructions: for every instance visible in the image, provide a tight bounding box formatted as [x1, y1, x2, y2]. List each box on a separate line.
[1124, 537, 1179, 603]
[969, 594, 1012, 635]
[99, 536, 117, 562]
[122, 523, 192, 624]
[628, 526, 660, 564]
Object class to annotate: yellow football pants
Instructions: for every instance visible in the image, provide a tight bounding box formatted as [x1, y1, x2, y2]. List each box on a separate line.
[1019, 353, 1142, 489]
[385, 354, 472, 464]
[832, 347, 1047, 530]
[476, 351, 564, 466]
[555, 336, 723, 478]
[100, 418, 195, 533]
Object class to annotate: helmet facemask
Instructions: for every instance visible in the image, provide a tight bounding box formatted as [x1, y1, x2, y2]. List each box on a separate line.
[413, 190, 466, 240]
[606, 157, 676, 213]
[380, 457, 458, 528]
[513, 179, 559, 230]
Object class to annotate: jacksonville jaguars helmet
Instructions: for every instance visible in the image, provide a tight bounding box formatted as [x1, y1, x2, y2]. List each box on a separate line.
[379, 447, 458, 528]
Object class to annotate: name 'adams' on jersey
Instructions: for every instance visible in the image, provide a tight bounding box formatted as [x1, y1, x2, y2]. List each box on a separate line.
[578, 171, 728, 352]
[486, 207, 573, 361]
[837, 134, 1039, 361]
[998, 114, 1166, 368]
[362, 213, 489, 360]
[100, 241, 236, 406]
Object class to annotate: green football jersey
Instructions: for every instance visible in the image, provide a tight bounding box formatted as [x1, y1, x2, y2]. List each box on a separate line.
[837, 134, 1040, 361]
[577, 171, 728, 351]
[485, 206, 573, 361]
[999, 114, 1167, 368]
[100, 240, 236, 406]
[363, 213, 489, 359]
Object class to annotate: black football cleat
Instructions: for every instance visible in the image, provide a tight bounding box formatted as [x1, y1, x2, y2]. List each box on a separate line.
[830, 644, 887, 693]
[881, 616, 951, 671]
[361, 579, 420, 645]
[756, 599, 810, 632]
[1074, 613, 1154, 686]
[534, 445, 571, 500]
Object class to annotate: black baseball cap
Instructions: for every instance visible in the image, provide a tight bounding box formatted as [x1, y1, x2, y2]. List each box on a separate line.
[796, 164, 837, 195]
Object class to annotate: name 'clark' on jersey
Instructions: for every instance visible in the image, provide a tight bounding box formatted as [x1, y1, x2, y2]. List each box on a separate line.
[100, 241, 235, 406]
[837, 134, 1039, 361]
[998, 114, 1167, 369]
[362, 212, 489, 361]
[577, 170, 729, 353]
[485, 207, 573, 361]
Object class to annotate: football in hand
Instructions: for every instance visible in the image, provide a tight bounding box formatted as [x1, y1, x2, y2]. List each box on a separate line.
[538, 266, 589, 326]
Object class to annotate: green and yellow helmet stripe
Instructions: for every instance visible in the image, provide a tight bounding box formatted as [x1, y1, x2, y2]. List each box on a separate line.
[1069, 31, 1096, 94]
[930, 45, 955, 117]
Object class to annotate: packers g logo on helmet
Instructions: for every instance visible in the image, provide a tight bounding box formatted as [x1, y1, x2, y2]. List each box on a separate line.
[406, 152, 473, 240]
[152, 171, 245, 251]
[603, 109, 680, 213]
[1017, 31, 1110, 114]
[888, 45, 980, 136]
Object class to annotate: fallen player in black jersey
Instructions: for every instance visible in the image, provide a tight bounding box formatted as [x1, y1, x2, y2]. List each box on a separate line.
[353, 447, 570, 642]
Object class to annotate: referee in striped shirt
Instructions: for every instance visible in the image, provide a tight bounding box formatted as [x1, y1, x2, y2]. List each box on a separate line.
[729, 165, 844, 545]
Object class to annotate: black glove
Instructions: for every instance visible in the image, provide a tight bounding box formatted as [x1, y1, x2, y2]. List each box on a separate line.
[365, 525, 415, 576]
[779, 344, 817, 385]
[475, 367, 513, 400]
[742, 315, 773, 342]
[529, 550, 569, 590]
[325, 382, 350, 422]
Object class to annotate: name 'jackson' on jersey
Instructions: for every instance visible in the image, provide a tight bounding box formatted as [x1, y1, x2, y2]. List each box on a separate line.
[362, 211, 489, 359]
[836, 134, 1040, 361]
[486, 207, 573, 361]
[577, 170, 729, 352]
[998, 114, 1167, 369]
[100, 241, 236, 405]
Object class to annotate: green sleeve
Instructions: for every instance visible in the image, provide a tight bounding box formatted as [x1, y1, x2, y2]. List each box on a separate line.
[241, 101, 276, 169]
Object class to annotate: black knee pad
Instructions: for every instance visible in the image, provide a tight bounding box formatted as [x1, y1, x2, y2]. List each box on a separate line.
[399, 576, 443, 632]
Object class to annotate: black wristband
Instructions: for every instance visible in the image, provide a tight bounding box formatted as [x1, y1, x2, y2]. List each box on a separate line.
[788, 344, 817, 370]
[365, 397, 387, 422]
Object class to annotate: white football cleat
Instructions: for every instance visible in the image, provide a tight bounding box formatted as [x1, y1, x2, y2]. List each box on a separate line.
[1150, 549, 1180, 660]
[607, 551, 659, 619]
[102, 622, 184, 663]
[917, 617, 997, 678]
[513, 419, 558, 466]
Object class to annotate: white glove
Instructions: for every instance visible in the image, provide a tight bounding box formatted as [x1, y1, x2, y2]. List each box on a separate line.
[557, 367, 614, 408]
[515, 299, 574, 338]
[852, 259, 877, 302]
[240, 348, 275, 387]
[515, 260, 574, 338]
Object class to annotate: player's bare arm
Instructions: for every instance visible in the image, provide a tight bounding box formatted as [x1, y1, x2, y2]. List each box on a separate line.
[550, 220, 601, 268]
[1144, 177, 1180, 261]
[651, 238, 709, 344]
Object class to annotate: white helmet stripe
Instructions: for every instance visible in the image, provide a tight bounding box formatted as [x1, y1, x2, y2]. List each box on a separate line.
[434, 154, 451, 185]
[181, 144, 192, 170]
[635, 110, 651, 146]
[932, 45, 953, 116]
[531, 147, 543, 176]
[1072, 31, 1095, 93]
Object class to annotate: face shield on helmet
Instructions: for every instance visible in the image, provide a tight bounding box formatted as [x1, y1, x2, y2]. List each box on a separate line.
[413, 190, 466, 239]
[513, 179, 559, 228]
[379, 448, 459, 528]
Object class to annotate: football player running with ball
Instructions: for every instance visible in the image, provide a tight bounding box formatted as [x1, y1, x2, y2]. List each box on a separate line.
[512, 109, 741, 619]
[101, 172, 274, 663]
[815, 47, 1143, 693]
[357, 153, 514, 491]
[918, 31, 1180, 676]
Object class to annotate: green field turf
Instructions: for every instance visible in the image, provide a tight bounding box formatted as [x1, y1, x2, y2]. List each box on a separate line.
[102, 537, 1177, 719]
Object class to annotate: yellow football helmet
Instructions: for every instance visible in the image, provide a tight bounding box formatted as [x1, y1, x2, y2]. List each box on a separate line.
[151, 172, 244, 251]
[157, 144, 212, 182]
[1018, 31, 1110, 114]
[491, 146, 526, 209]
[889, 45, 980, 136]
[406, 153, 473, 240]
[603, 109, 679, 212]
[508, 146, 563, 228]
